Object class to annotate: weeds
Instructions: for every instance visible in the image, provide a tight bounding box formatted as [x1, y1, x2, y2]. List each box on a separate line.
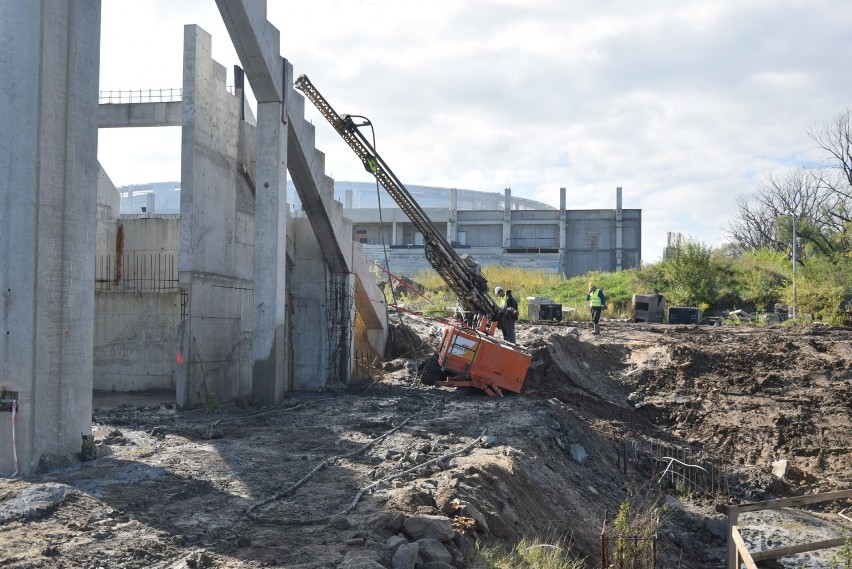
[829, 537, 852, 569]
[468, 536, 585, 569]
[204, 391, 221, 414]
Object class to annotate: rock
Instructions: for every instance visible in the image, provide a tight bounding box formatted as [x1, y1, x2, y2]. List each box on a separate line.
[416, 538, 453, 565]
[330, 515, 351, 530]
[772, 459, 790, 479]
[95, 443, 113, 458]
[402, 515, 454, 542]
[481, 436, 498, 448]
[369, 510, 406, 533]
[422, 563, 455, 569]
[386, 534, 408, 554]
[485, 511, 516, 539]
[338, 551, 387, 569]
[0, 483, 77, 523]
[704, 517, 728, 540]
[569, 443, 587, 463]
[452, 532, 474, 558]
[461, 502, 489, 533]
[628, 392, 641, 403]
[391, 542, 418, 569]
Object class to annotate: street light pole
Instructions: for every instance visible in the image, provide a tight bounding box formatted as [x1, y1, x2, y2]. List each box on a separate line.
[792, 213, 798, 321]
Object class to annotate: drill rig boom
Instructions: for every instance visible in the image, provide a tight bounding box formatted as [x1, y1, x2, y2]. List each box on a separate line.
[294, 74, 501, 322]
[295, 74, 531, 396]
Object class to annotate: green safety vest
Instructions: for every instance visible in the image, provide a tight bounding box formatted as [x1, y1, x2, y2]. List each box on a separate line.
[589, 288, 603, 308]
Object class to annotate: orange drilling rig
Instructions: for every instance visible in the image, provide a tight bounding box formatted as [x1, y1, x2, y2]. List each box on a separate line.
[295, 75, 531, 396]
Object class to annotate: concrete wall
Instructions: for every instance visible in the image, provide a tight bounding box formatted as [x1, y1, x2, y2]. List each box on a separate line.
[362, 246, 562, 279]
[289, 217, 329, 390]
[97, 165, 120, 256]
[119, 216, 180, 256]
[177, 25, 255, 409]
[564, 209, 641, 276]
[353, 204, 641, 278]
[94, 292, 181, 391]
[0, 1, 101, 475]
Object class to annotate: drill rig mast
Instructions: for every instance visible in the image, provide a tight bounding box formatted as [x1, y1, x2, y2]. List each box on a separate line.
[295, 75, 530, 395]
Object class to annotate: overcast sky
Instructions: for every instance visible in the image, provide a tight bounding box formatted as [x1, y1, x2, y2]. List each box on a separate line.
[97, 0, 852, 262]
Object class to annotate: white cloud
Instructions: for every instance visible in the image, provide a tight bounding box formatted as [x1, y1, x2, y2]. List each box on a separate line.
[98, 0, 852, 263]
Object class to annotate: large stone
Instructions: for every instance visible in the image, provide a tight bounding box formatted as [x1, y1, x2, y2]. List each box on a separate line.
[416, 538, 453, 565]
[569, 443, 587, 463]
[391, 542, 419, 569]
[772, 459, 790, 479]
[402, 515, 455, 542]
[386, 534, 408, 554]
[462, 502, 489, 534]
[369, 510, 406, 532]
[0, 483, 77, 523]
[338, 552, 386, 569]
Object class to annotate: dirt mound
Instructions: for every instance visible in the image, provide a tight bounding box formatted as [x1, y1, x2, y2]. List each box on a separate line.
[1, 315, 850, 568]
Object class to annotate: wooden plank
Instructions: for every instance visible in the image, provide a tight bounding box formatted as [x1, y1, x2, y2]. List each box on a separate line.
[735, 489, 852, 513]
[750, 537, 848, 562]
[730, 527, 758, 569]
[727, 506, 739, 569]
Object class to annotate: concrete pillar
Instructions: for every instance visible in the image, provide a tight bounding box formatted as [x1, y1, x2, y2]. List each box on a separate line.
[252, 100, 288, 404]
[503, 187, 512, 249]
[0, 0, 101, 475]
[391, 221, 398, 246]
[615, 186, 623, 272]
[448, 188, 458, 244]
[145, 192, 156, 216]
[559, 187, 567, 275]
[345, 189, 353, 209]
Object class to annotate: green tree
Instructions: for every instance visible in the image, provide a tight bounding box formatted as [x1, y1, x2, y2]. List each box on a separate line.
[649, 238, 721, 309]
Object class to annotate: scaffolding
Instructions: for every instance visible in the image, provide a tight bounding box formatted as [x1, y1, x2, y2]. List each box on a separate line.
[326, 273, 355, 388]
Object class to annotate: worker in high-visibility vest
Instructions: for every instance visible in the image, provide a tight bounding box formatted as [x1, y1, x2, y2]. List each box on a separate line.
[586, 282, 607, 335]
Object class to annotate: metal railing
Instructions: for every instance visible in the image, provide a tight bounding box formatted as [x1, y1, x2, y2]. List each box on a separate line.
[95, 253, 180, 292]
[99, 89, 183, 104]
[99, 85, 237, 104]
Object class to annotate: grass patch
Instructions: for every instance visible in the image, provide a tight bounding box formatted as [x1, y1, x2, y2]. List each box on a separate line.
[468, 537, 586, 569]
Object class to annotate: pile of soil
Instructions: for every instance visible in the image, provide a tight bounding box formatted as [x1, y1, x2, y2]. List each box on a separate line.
[1, 314, 850, 568]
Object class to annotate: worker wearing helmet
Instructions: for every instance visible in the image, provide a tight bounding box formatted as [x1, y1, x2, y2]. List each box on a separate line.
[586, 282, 606, 335]
[495, 287, 519, 343]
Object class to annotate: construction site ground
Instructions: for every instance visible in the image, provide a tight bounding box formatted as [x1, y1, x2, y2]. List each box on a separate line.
[1, 315, 851, 568]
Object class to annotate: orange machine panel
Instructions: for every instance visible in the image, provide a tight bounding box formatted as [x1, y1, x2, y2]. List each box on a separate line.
[437, 324, 532, 395]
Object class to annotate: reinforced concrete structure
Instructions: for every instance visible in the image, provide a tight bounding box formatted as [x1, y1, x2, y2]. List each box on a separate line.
[1, 0, 640, 476]
[349, 186, 640, 278]
[1, 0, 389, 475]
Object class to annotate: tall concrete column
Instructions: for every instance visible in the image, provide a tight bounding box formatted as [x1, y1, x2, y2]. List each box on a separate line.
[448, 188, 458, 244]
[345, 189, 353, 209]
[503, 187, 512, 249]
[391, 221, 398, 246]
[559, 187, 567, 275]
[252, 101, 288, 403]
[615, 186, 624, 272]
[0, 0, 101, 475]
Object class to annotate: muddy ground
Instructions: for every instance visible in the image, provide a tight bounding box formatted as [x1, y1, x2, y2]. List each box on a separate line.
[1, 315, 850, 568]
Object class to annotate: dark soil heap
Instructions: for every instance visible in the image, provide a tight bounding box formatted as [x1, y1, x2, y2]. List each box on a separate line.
[1, 315, 850, 568]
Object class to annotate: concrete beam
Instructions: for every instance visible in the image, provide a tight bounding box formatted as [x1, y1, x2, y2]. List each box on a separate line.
[215, 0, 283, 102]
[98, 102, 182, 127]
